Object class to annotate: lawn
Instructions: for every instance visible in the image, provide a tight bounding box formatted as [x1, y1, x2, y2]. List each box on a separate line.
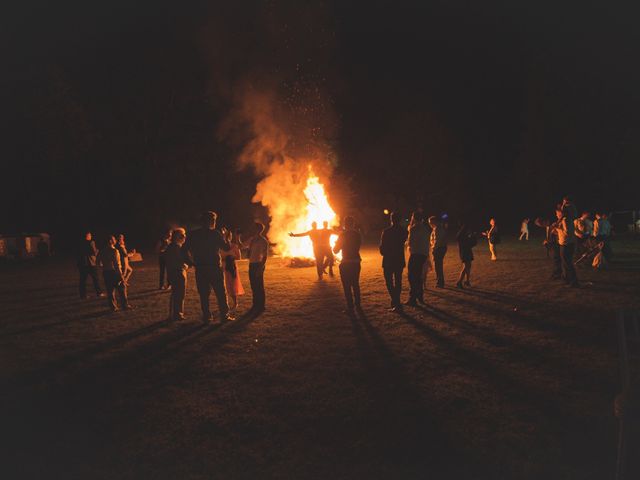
[1, 237, 639, 479]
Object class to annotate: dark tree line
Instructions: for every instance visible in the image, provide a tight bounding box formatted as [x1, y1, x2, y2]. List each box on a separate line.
[2, 1, 638, 250]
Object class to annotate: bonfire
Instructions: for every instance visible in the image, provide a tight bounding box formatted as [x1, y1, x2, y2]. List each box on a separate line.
[254, 164, 339, 265]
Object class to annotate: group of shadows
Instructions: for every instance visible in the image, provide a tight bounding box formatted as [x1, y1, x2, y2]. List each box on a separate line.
[0, 272, 625, 479]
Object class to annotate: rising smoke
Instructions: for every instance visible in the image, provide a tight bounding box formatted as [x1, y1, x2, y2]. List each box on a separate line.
[203, 2, 341, 255]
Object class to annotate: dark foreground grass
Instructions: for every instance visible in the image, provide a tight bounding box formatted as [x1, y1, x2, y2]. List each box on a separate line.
[1, 237, 639, 479]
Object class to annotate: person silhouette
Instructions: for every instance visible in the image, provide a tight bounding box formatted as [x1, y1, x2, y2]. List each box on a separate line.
[246, 222, 269, 313]
[544, 208, 563, 280]
[379, 212, 407, 312]
[519, 218, 530, 240]
[78, 231, 104, 299]
[116, 234, 133, 285]
[428, 215, 447, 288]
[184, 211, 233, 323]
[405, 211, 429, 306]
[557, 197, 579, 287]
[156, 229, 171, 290]
[222, 228, 245, 314]
[97, 235, 131, 311]
[321, 220, 336, 277]
[289, 221, 332, 280]
[482, 218, 499, 261]
[165, 228, 189, 320]
[334, 216, 362, 315]
[455, 222, 477, 288]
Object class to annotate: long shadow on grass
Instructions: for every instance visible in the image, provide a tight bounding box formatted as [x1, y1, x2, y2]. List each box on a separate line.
[0, 318, 217, 478]
[0, 307, 114, 337]
[398, 307, 617, 477]
[399, 308, 609, 427]
[347, 308, 485, 477]
[1, 294, 90, 316]
[128, 308, 264, 385]
[61, 307, 261, 386]
[1, 316, 199, 391]
[429, 288, 609, 347]
[1, 287, 167, 318]
[412, 302, 616, 393]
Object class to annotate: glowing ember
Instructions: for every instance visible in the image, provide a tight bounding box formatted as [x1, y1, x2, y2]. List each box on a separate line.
[271, 166, 338, 259]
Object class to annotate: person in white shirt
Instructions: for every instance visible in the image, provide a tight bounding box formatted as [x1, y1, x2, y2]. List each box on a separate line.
[519, 218, 529, 241]
[405, 211, 429, 306]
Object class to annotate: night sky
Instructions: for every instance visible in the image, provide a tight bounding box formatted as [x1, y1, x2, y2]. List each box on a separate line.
[3, 0, 639, 247]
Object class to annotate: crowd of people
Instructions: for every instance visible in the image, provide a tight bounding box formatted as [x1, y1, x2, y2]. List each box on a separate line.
[77, 197, 613, 321]
[539, 200, 613, 285]
[378, 211, 492, 313]
[78, 212, 269, 321]
[78, 232, 135, 309]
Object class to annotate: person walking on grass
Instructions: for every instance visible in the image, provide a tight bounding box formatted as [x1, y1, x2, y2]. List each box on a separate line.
[456, 223, 477, 288]
[482, 218, 499, 261]
[184, 211, 234, 324]
[428, 215, 447, 288]
[98, 235, 132, 312]
[78, 231, 104, 299]
[519, 218, 529, 240]
[380, 211, 407, 313]
[247, 222, 269, 314]
[165, 228, 189, 321]
[334, 216, 362, 315]
[405, 211, 429, 306]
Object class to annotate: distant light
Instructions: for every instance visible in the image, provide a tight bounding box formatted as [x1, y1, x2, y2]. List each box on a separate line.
[383, 209, 390, 215]
[441, 213, 449, 219]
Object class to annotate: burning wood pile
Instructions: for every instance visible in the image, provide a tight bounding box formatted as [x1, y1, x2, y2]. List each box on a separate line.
[221, 87, 341, 267]
[265, 165, 340, 267]
[287, 257, 317, 268]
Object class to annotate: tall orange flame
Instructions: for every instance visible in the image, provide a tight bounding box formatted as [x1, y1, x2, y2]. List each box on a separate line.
[273, 166, 338, 259]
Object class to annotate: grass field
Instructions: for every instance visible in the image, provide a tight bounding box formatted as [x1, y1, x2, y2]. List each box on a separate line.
[2, 236, 640, 479]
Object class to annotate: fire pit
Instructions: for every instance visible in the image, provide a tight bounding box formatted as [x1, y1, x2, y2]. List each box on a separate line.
[287, 257, 317, 268]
